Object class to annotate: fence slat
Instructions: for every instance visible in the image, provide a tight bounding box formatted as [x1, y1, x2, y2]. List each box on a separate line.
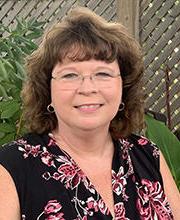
[0, 1, 15, 20]
[94, 0, 115, 15]
[144, 24, 179, 69]
[140, 0, 150, 16]
[143, 16, 179, 54]
[86, 0, 102, 10]
[141, 0, 164, 28]
[141, 0, 175, 42]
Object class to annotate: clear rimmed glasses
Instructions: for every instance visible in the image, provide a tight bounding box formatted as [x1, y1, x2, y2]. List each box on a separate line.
[52, 72, 121, 90]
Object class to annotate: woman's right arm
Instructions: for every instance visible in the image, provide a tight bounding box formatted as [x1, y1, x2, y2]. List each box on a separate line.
[0, 165, 20, 220]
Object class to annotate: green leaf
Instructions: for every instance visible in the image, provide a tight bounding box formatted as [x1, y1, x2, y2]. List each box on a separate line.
[0, 132, 15, 145]
[0, 59, 8, 80]
[0, 122, 16, 133]
[0, 40, 14, 58]
[0, 132, 5, 139]
[0, 84, 9, 99]
[25, 30, 42, 39]
[1, 58, 15, 72]
[145, 113, 180, 189]
[8, 41, 24, 57]
[0, 100, 17, 111]
[15, 60, 26, 79]
[1, 101, 20, 119]
[0, 24, 10, 33]
[15, 17, 24, 32]
[28, 18, 44, 28]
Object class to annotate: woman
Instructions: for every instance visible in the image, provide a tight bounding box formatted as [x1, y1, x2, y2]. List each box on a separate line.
[0, 7, 179, 220]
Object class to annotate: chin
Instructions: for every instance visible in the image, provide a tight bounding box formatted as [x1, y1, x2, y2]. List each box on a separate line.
[73, 120, 110, 131]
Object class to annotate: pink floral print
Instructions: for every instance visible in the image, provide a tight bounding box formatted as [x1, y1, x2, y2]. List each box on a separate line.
[18, 141, 41, 158]
[37, 200, 64, 220]
[114, 202, 129, 220]
[86, 197, 110, 215]
[136, 179, 173, 219]
[138, 137, 149, 146]
[112, 166, 129, 201]
[14, 134, 173, 219]
[44, 200, 62, 214]
[57, 160, 85, 189]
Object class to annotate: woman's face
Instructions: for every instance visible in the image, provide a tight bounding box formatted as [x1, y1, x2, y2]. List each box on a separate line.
[51, 58, 122, 133]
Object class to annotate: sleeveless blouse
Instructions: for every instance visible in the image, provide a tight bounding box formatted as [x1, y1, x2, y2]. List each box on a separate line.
[0, 133, 173, 219]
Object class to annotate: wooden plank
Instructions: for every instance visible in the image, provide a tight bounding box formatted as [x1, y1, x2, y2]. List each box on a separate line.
[94, 0, 115, 16]
[111, 13, 117, 21]
[141, 0, 164, 28]
[143, 67, 156, 84]
[0, 1, 15, 20]
[145, 80, 165, 106]
[151, 34, 180, 71]
[145, 68, 179, 109]
[144, 24, 179, 69]
[77, 0, 89, 5]
[172, 113, 180, 130]
[141, 0, 175, 42]
[18, 1, 39, 20]
[140, 0, 151, 16]
[144, 69, 164, 94]
[102, 2, 117, 21]
[152, 82, 180, 113]
[1, 0, 28, 28]
[0, 0, 6, 8]
[86, 0, 102, 10]
[145, 66, 179, 93]
[37, 0, 64, 22]
[29, 0, 51, 21]
[171, 94, 180, 114]
[168, 51, 179, 69]
[143, 16, 180, 54]
[43, 0, 76, 30]
[116, 0, 140, 39]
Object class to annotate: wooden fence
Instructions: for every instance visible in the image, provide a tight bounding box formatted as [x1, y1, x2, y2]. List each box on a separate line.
[0, 0, 179, 132]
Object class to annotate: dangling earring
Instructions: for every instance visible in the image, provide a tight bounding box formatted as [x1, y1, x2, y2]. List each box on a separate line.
[47, 104, 54, 113]
[119, 102, 125, 111]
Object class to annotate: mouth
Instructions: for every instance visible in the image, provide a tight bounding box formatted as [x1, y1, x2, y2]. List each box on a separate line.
[74, 104, 104, 112]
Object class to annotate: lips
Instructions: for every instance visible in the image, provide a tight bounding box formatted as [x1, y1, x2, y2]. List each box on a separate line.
[74, 104, 103, 112]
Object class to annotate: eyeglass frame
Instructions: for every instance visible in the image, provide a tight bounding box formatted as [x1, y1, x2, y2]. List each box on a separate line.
[51, 71, 121, 90]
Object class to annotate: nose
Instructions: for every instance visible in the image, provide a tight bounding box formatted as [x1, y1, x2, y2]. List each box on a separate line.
[77, 75, 98, 94]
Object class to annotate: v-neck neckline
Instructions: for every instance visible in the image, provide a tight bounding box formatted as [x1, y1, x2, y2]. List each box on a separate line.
[47, 134, 120, 219]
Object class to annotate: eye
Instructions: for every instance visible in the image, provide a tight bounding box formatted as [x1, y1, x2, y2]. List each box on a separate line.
[61, 73, 79, 80]
[95, 72, 113, 78]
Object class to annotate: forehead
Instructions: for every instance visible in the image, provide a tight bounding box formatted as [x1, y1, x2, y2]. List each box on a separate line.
[52, 59, 120, 73]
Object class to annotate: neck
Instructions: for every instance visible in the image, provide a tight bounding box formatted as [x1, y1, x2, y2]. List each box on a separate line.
[52, 126, 113, 159]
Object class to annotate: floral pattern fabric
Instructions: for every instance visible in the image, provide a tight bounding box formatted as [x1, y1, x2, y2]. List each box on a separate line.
[0, 133, 173, 220]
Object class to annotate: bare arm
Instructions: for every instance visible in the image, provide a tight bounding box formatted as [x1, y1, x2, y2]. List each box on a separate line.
[0, 165, 20, 220]
[160, 151, 180, 219]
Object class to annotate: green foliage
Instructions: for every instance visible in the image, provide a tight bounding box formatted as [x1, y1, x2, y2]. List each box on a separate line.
[0, 18, 44, 145]
[145, 113, 180, 190]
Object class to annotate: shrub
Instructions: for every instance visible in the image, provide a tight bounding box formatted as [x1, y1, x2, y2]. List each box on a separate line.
[0, 18, 44, 145]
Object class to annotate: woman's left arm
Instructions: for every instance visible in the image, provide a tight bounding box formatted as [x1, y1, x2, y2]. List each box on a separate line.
[160, 151, 180, 219]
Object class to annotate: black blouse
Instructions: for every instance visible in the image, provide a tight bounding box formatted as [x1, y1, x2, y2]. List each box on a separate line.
[0, 133, 173, 219]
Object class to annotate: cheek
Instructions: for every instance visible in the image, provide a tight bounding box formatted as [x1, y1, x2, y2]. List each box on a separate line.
[109, 81, 122, 103]
[51, 84, 74, 109]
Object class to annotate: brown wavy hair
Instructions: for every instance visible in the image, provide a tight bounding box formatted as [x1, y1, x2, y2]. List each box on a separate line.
[22, 6, 144, 138]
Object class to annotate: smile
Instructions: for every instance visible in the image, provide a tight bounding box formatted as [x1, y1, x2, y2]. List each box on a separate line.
[74, 104, 103, 112]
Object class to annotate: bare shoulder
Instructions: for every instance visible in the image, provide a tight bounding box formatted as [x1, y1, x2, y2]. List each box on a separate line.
[160, 151, 180, 219]
[0, 165, 20, 220]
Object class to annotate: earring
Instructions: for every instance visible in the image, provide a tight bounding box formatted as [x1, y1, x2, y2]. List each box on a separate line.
[119, 102, 125, 111]
[47, 104, 54, 113]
